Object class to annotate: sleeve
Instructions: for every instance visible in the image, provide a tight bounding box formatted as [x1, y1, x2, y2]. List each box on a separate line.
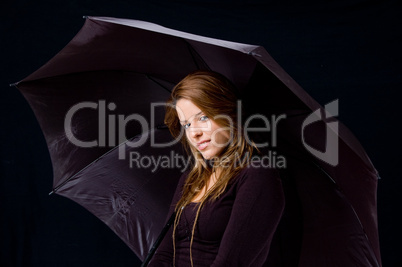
[147, 172, 188, 267]
[211, 166, 285, 267]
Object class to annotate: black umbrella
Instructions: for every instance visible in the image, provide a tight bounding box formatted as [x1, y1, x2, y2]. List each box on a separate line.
[13, 16, 381, 266]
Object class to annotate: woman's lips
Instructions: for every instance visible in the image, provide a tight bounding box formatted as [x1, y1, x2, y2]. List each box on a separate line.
[197, 140, 210, 150]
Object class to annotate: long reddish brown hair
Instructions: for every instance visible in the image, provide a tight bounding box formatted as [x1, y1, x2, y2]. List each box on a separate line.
[164, 70, 255, 266]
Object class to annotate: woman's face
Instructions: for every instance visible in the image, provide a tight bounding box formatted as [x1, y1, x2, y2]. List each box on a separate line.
[175, 99, 230, 160]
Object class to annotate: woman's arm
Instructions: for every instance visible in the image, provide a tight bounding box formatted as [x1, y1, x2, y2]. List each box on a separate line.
[211, 166, 285, 267]
[147, 172, 188, 266]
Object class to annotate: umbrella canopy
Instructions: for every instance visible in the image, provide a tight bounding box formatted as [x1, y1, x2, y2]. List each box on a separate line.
[13, 16, 381, 266]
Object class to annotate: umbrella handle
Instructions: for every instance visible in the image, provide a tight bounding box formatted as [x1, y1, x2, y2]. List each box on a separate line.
[141, 211, 177, 267]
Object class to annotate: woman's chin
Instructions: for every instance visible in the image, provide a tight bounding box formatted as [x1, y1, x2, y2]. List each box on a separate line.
[201, 153, 211, 160]
[200, 147, 227, 160]
[200, 151, 214, 160]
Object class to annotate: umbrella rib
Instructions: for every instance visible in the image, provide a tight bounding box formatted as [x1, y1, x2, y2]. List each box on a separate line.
[146, 75, 173, 94]
[310, 159, 380, 266]
[49, 129, 159, 194]
[48, 147, 119, 195]
[283, 151, 380, 266]
[183, 40, 211, 71]
[14, 69, 176, 89]
[312, 159, 380, 267]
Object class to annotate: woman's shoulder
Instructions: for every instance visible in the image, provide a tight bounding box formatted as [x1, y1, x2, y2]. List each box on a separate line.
[177, 170, 190, 187]
[226, 161, 284, 203]
[234, 160, 281, 187]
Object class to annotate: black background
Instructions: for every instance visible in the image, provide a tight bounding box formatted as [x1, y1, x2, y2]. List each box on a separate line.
[1, 0, 400, 266]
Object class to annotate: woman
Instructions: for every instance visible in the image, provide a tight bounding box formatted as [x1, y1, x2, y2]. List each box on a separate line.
[148, 70, 285, 266]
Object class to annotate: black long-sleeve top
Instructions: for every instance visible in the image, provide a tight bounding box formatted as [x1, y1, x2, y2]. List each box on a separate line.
[148, 164, 285, 266]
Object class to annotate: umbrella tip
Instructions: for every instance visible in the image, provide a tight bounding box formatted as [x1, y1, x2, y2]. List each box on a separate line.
[83, 15, 88, 19]
[49, 190, 55, 195]
[248, 51, 262, 57]
[9, 82, 18, 87]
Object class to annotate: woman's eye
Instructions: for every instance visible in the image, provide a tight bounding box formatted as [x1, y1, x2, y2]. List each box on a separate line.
[199, 115, 208, 121]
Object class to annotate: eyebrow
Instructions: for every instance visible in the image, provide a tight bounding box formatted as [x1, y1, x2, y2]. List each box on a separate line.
[179, 111, 203, 124]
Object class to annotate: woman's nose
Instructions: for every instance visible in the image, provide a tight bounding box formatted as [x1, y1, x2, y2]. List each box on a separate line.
[188, 125, 203, 138]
